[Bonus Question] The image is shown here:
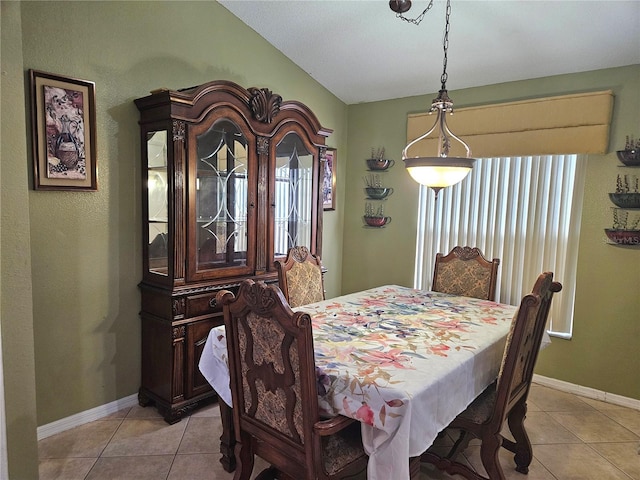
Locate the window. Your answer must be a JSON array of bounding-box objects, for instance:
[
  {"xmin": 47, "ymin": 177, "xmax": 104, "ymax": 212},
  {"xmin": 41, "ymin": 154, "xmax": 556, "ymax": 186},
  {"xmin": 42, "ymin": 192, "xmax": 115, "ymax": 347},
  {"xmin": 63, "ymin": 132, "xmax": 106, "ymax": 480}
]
[{"xmin": 414, "ymin": 154, "xmax": 586, "ymax": 338}]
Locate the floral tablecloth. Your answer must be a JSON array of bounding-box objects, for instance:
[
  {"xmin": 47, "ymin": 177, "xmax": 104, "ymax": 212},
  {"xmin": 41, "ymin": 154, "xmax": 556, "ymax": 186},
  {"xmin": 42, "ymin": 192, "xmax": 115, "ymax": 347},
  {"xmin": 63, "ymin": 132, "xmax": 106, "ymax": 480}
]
[{"xmin": 199, "ymin": 285, "xmax": 518, "ymax": 480}]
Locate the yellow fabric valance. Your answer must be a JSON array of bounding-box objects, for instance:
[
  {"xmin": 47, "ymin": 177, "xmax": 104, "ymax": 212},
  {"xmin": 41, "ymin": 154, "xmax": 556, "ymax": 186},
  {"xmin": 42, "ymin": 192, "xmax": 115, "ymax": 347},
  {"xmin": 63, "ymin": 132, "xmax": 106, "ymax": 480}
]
[{"xmin": 406, "ymin": 90, "xmax": 614, "ymax": 158}]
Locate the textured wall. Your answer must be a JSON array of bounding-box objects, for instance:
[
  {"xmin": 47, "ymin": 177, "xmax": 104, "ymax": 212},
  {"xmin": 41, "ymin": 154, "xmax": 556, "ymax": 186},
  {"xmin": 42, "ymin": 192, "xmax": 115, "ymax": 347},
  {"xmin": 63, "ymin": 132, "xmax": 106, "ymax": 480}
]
[
  {"xmin": 1, "ymin": 2, "xmax": 40, "ymax": 477},
  {"xmin": 15, "ymin": 0, "xmax": 347, "ymax": 427},
  {"xmin": 344, "ymin": 65, "xmax": 640, "ymax": 400}
]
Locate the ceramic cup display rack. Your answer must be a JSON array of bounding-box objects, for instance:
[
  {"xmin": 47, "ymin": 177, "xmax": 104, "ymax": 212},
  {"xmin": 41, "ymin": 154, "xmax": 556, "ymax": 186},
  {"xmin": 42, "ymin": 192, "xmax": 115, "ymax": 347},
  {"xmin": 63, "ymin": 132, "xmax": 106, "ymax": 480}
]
[
  {"xmin": 605, "ymin": 136, "xmax": 640, "ymax": 246},
  {"xmin": 363, "ymin": 147, "xmax": 394, "ymax": 228},
  {"xmin": 364, "ymin": 202, "xmax": 392, "ymax": 227}
]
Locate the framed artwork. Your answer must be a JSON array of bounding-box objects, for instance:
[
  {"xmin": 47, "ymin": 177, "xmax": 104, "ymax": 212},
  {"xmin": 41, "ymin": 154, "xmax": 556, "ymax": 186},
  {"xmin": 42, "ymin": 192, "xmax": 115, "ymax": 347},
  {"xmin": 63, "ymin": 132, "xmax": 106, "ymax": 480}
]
[
  {"xmin": 323, "ymin": 148, "xmax": 337, "ymax": 210},
  {"xmin": 30, "ymin": 70, "xmax": 97, "ymax": 191}
]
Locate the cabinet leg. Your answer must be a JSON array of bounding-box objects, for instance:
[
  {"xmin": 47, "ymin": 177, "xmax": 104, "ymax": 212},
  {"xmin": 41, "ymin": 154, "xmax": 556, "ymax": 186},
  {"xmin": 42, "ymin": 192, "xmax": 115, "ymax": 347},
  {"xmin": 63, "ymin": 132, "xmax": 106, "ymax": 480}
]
[
  {"xmin": 219, "ymin": 400, "xmax": 236, "ymax": 472},
  {"xmin": 138, "ymin": 390, "xmax": 152, "ymax": 407},
  {"xmin": 163, "ymin": 410, "xmax": 184, "ymax": 425}
]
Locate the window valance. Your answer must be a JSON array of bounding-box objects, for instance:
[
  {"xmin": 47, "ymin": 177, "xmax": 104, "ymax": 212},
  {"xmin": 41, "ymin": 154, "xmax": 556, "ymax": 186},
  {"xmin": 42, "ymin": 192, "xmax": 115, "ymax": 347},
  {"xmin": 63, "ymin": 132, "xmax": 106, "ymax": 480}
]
[{"xmin": 406, "ymin": 90, "xmax": 614, "ymax": 158}]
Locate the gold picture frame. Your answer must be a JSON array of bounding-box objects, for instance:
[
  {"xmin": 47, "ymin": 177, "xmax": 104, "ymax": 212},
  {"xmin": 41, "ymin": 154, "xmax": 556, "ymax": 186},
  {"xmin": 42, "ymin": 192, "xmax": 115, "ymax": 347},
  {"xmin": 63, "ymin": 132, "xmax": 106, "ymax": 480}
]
[
  {"xmin": 323, "ymin": 148, "xmax": 337, "ymax": 210},
  {"xmin": 30, "ymin": 69, "xmax": 97, "ymax": 191}
]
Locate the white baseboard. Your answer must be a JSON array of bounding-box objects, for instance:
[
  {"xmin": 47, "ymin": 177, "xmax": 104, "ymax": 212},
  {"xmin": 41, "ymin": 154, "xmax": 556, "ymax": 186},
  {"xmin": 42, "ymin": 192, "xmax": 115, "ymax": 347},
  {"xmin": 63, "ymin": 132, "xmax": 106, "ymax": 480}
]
[
  {"xmin": 533, "ymin": 374, "xmax": 640, "ymax": 411},
  {"xmin": 37, "ymin": 394, "xmax": 139, "ymax": 441},
  {"xmin": 36, "ymin": 376, "xmax": 640, "ymax": 441}
]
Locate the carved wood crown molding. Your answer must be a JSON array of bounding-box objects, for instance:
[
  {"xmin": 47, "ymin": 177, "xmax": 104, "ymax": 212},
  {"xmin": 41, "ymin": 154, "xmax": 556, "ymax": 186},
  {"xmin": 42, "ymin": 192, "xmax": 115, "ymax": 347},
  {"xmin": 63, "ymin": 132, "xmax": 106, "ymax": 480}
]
[
  {"xmin": 173, "ymin": 120, "xmax": 185, "ymax": 141},
  {"xmin": 172, "ymin": 298, "xmax": 186, "ymax": 316},
  {"xmin": 319, "ymin": 146, "xmax": 327, "ymax": 163},
  {"xmin": 290, "ymin": 245, "xmax": 310, "ymax": 263},
  {"xmin": 248, "ymin": 87, "xmax": 282, "ymax": 124},
  {"xmin": 239, "ymin": 280, "xmax": 312, "ymax": 328},
  {"xmin": 257, "ymin": 136, "xmax": 269, "ymax": 155},
  {"xmin": 452, "ymin": 246, "xmax": 482, "ymax": 260},
  {"xmin": 242, "ymin": 281, "xmax": 278, "ymax": 314},
  {"xmin": 172, "ymin": 326, "xmax": 186, "ymax": 339}
]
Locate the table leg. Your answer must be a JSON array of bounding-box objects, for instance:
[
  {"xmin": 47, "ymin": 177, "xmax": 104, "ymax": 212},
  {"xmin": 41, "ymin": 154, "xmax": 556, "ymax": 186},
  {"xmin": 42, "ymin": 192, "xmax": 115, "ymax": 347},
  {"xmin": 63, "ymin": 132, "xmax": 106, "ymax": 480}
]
[
  {"xmin": 218, "ymin": 400, "xmax": 236, "ymax": 472},
  {"xmin": 409, "ymin": 456, "xmax": 421, "ymax": 479}
]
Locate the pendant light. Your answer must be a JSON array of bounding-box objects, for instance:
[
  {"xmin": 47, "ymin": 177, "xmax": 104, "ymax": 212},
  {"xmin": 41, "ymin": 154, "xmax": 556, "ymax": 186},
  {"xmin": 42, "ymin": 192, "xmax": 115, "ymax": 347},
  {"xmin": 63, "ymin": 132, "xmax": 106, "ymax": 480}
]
[{"xmin": 391, "ymin": 0, "xmax": 475, "ymax": 196}]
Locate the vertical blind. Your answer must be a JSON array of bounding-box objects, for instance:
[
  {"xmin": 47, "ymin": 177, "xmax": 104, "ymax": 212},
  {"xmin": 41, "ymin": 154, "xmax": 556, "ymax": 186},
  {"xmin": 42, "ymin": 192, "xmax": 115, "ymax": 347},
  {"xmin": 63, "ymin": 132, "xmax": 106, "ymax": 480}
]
[{"xmin": 414, "ymin": 154, "xmax": 586, "ymax": 338}]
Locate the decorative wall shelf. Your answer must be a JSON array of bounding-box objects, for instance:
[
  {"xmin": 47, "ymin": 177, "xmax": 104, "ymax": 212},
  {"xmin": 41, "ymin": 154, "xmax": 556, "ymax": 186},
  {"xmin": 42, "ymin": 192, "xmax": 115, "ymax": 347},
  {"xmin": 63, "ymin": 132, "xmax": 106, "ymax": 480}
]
[
  {"xmin": 606, "ymin": 137, "xmax": 640, "ymax": 246},
  {"xmin": 366, "ymin": 158, "xmax": 395, "ymax": 171},
  {"xmin": 363, "ymin": 148, "xmax": 394, "ymax": 228},
  {"xmin": 363, "ymin": 202, "xmax": 391, "ymax": 228}
]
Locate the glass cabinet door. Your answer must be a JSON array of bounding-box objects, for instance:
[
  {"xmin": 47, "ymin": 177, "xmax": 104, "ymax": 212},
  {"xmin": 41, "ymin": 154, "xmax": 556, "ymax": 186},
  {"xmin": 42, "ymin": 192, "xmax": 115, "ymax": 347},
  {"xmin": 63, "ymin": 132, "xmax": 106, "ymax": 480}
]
[
  {"xmin": 193, "ymin": 119, "xmax": 251, "ymax": 275},
  {"xmin": 146, "ymin": 130, "xmax": 169, "ymax": 276},
  {"xmin": 273, "ymin": 132, "xmax": 315, "ymax": 257}
]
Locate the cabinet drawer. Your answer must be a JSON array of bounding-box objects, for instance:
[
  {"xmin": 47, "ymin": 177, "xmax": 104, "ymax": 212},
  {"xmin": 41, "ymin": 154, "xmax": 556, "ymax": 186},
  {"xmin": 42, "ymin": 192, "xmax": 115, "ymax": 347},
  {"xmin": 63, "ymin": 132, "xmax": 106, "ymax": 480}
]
[{"xmin": 185, "ymin": 291, "xmax": 222, "ymax": 318}]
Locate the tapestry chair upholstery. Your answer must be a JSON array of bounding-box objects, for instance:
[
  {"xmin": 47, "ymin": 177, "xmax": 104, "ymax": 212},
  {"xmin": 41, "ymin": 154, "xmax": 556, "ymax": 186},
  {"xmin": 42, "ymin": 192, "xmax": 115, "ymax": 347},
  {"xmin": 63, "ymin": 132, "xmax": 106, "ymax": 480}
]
[
  {"xmin": 421, "ymin": 272, "xmax": 562, "ymax": 480},
  {"xmin": 432, "ymin": 246, "xmax": 500, "ymax": 301},
  {"xmin": 217, "ymin": 280, "xmax": 367, "ymax": 480},
  {"xmin": 275, "ymin": 246, "xmax": 325, "ymax": 308}
]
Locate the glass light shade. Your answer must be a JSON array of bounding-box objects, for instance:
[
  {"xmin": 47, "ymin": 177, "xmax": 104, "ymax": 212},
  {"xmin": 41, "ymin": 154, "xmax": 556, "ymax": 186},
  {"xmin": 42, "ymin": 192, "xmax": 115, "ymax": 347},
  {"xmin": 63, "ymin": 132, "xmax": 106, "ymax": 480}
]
[
  {"xmin": 402, "ymin": 89, "xmax": 475, "ymax": 194},
  {"xmin": 404, "ymin": 156, "xmax": 474, "ymax": 189}
]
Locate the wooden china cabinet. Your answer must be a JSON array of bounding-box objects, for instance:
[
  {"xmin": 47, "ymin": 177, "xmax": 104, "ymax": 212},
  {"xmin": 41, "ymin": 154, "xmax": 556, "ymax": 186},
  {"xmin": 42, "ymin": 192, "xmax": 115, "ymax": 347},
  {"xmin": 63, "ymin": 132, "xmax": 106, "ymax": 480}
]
[{"xmin": 134, "ymin": 80, "xmax": 330, "ymax": 423}]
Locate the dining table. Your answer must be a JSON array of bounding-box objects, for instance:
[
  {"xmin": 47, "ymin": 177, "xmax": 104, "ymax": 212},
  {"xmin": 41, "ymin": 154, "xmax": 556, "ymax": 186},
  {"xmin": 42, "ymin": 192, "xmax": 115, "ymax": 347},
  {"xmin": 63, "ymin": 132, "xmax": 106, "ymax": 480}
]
[{"xmin": 199, "ymin": 284, "xmax": 524, "ymax": 480}]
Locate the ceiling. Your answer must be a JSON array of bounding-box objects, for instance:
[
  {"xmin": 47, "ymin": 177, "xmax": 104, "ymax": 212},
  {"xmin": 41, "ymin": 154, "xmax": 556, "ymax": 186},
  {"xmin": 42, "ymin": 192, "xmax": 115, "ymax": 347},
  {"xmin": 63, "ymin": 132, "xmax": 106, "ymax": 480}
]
[{"xmin": 218, "ymin": 0, "xmax": 640, "ymax": 105}]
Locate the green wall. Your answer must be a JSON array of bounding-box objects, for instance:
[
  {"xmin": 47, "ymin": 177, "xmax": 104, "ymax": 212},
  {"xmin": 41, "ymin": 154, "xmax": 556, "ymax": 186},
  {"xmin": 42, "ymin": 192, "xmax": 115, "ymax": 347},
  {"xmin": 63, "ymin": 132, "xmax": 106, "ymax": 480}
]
[
  {"xmin": 344, "ymin": 65, "xmax": 640, "ymax": 401},
  {"xmin": 2, "ymin": 1, "xmax": 638, "ymax": 477},
  {"xmin": 3, "ymin": 1, "xmax": 348, "ymax": 476},
  {"xmin": 1, "ymin": 3, "xmax": 40, "ymax": 478}
]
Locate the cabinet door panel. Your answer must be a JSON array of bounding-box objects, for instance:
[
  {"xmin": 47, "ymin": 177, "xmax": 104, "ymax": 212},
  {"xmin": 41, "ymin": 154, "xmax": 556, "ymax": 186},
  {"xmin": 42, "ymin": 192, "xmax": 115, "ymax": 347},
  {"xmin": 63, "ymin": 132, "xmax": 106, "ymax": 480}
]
[
  {"xmin": 188, "ymin": 114, "xmax": 257, "ymax": 281},
  {"xmin": 186, "ymin": 317, "xmax": 221, "ymax": 398},
  {"xmin": 145, "ymin": 130, "xmax": 170, "ymax": 278},
  {"xmin": 272, "ymin": 130, "xmax": 317, "ymax": 258}
]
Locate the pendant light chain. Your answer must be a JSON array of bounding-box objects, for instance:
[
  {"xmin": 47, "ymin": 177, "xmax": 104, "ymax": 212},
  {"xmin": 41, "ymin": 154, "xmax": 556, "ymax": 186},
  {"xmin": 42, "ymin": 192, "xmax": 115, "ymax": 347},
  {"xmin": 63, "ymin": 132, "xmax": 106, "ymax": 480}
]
[
  {"xmin": 392, "ymin": 0, "xmax": 476, "ymax": 195},
  {"xmin": 394, "ymin": 0, "xmax": 435, "ymax": 25},
  {"xmin": 441, "ymin": 0, "xmax": 451, "ymax": 90}
]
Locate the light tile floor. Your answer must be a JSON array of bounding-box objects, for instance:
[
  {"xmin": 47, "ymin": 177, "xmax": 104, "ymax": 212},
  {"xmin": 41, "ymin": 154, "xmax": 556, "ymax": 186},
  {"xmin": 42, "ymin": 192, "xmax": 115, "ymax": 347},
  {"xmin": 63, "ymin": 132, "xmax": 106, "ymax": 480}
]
[{"xmin": 39, "ymin": 384, "xmax": 640, "ymax": 479}]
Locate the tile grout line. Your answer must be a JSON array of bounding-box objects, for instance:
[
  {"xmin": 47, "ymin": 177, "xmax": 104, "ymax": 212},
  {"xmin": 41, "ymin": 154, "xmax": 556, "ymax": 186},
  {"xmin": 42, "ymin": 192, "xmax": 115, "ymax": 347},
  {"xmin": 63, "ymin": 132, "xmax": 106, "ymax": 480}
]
[
  {"xmin": 167, "ymin": 415, "xmax": 192, "ymax": 479},
  {"xmin": 582, "ymin": 442, "xmax": 637, "ymax": 480}
]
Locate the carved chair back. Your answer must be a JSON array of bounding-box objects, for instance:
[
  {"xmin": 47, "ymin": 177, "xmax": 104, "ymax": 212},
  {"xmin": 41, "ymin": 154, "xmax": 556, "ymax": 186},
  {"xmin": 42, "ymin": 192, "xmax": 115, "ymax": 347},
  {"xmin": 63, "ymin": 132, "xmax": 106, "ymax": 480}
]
[
  {"xmin": 421, "ymin": 272, "xmax": 562, "ymax": 480},
  {"xmin": 432, "ymin": 246, "xmax": 500, "ymax": 301},
  {"xmin": 495, "ymin": 272, "xmax": 562, "ymax": 423},
  {"xmin": 275, "ymin": 246, "xmax": 325, "ymax": 308},
  {"xmin": 217, "ymin": 279, "xmax": 367, "ymax": 480}
]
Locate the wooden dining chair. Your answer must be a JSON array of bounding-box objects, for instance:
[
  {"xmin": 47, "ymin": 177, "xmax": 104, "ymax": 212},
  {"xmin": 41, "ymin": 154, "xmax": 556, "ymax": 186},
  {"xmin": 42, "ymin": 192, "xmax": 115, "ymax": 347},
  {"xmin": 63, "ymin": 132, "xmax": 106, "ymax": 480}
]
[
  {"xmin": 217, "ymin": 279, "xmax": 368, "ymax": 480},
  {"xmin": 275, "ymin": 245, "xmax": 325, "ymax": 308},
  {"xmin": 420, "ymin": 271, "xmax": 562, "ymax": 480},
  {"xmin": 432, "ymin": 246, "xmax": 500, "ymax": 301}
]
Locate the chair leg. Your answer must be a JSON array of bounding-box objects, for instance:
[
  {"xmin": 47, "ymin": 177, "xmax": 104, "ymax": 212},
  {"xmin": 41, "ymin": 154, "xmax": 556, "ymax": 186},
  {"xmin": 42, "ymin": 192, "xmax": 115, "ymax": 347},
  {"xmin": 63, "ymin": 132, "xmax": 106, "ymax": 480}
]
[
  {"xmin": 479, "ymin": 433, "xmax": 505, "ymax": 480},
  {"xmin": 219, "ymin": 400, "xmax": 236, "ymax": 472},
  {"xmin": 505, "ymin": 401, "xmax": 533, "ymax": 474},
  {"xmin": 448, "ymin": 430, "xmax": 473, "ymax": 459},
  {"xmin": 254, "ymin": 466, "xmax": 278, "ymax": 480},
  {"xmin": 233, "ymin": 436, "xmax": 255, "ymax": 480}
]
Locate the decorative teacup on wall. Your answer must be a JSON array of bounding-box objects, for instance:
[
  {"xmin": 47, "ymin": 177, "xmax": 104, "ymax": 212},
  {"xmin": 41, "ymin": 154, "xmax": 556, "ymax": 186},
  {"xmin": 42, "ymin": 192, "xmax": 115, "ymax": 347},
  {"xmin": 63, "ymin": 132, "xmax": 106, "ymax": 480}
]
[
  {"xmin": 363, "ymin": 215, "xmax": 392, "ymax": 227},
  {"xmin": 365, "ymin": 187, "xmax": 394, "ymax": 199},
  {"xmin": 366, "ymin": 158, "xmax": 395, "ymax": 171},
  {"xmin": 616, "ymin": 149, "xmax": 640, "ymax": 166},
  {"xmin": 609, "ymin": 192, "xmax": 640, "ymax": 209}
]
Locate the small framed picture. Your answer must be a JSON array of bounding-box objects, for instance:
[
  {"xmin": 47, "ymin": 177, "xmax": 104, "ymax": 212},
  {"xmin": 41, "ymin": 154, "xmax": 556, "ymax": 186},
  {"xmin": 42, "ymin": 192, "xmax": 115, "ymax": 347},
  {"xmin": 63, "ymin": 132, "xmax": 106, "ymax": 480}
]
[
  {"xmin": 323, "ymin": 148, "xmax": 337, "ymax": 210},
  {"xmin": 30, "ymin": 70, "xmax": 97, "ymax": 191}
]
